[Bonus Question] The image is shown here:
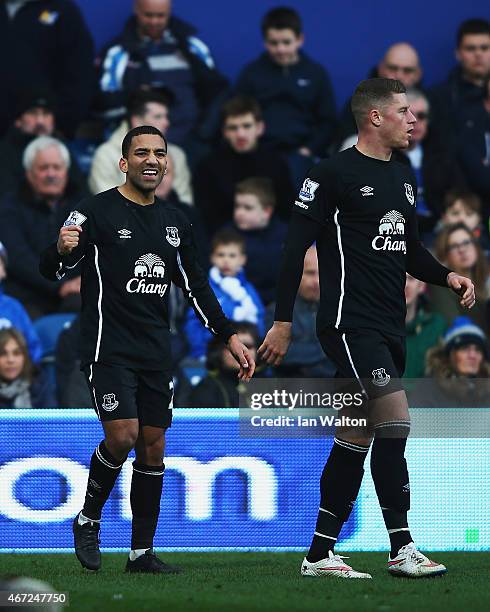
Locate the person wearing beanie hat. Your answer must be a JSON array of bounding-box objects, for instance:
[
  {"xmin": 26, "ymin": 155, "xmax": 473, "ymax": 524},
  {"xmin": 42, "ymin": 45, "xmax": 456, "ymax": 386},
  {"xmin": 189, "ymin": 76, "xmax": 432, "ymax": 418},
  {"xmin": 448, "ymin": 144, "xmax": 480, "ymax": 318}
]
[
  {"xmin": 423, "ymin": 316, "xmax": 490, "ymax": 407},
  {"xmin": 0, "ymin": 241, "xmax": 42, "ymax": 364},
  {"xmin": 0, "ymin": 86, "xmax": 86, "ymax": 195},
  {"xmin": 443, "ymin": 316, "xmax": 488, "ymax": 358}
]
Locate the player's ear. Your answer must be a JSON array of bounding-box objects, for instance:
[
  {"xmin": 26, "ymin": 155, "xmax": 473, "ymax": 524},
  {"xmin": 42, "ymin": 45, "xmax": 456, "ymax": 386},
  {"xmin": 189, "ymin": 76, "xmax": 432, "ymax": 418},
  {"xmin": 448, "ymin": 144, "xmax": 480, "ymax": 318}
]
[
  {"xmin": 369, "ymin": 108, "xmax": 382, "ymax": 127},
  {"xmin": 119, "ymin": 157, "xmax": 128, "ymax": 174}
]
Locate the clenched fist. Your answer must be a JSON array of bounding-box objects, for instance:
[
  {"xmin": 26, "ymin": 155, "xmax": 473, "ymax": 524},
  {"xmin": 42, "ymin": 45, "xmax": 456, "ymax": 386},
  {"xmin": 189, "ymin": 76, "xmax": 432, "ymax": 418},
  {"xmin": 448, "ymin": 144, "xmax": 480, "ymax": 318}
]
[{"xmin": 57, "ymin": 225, "xmax": 82, "ymax": 256}]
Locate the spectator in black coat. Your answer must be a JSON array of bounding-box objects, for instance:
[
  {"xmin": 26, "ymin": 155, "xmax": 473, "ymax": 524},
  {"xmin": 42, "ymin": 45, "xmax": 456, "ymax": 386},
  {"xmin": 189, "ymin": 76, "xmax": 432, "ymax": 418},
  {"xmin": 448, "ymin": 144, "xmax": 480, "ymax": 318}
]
[
  {"xmin": 0, "ymin": 0, "xmax": 95, "ymax": 138},
  {"xmin": 95, "ymin": 0, "xmax": 228, "ymax": 148},
  {"xmin": 189, "ymin": 323, "xmax": 259, "ymax": 408},
  {"xmin": 429, "ymin": 18, "xmax": 490, "ymax": 151},
  {"xmin": 0, "ymin": 88, "xmax": 86, "ymax": 195},
  {"xmin": 0, "ymin": 136, "xmax": 87, "ymax": 319},
  {"xmin": 235, "ymin": 7, "xmax": 336, "ymax": 185},
  {"xmin": 455, "ymin": 74, "xmax": 490, "ymax": 211},
  {"xmin": 55, "ymin": 316, "xmax": 91, "ymax": 408},
  {"xmin": 194, "ymin": 96, "xmax": 295, "ymax": 234}
]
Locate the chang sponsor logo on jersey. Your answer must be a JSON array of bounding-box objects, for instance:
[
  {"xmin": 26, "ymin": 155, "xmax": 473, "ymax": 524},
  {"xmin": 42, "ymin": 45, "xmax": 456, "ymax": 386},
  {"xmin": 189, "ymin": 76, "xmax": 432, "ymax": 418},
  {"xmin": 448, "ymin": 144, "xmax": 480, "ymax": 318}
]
[
  {"xmin": 126, "ymin": 253, "xmax": 168, "ymax": 297},
  {"xmin": 371, "ymin": 210, "xmax": 406, "ymax": 254},
  {"xmin": 298, "ymin": 178, "xmax": 320, "ymax": 202}
]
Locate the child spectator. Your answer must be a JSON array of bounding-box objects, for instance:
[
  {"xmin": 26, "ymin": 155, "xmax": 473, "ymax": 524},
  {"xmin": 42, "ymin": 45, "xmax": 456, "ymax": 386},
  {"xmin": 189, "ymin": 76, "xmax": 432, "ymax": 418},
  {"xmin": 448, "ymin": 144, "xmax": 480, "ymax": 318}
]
[
  {"xmin": 430, "ymin": 222, "xmax": 490, "ymax": 331},
  {"xmin": 231, "ymin": 177, "xmax": 287, "ymax": 305},
  {"xmin": 404, "ymin": 273, "xmax": 446, "ymax": 378},
  {"xmin": 0, "ymin": 328, "xmax": 34, "ymax": 408},
  {"xmin": 440, "ymin": 190, "xmax": 482, "ymax": 232},
  {"xmin": 194, "ymin": 95, "xmax": 295, "ymax": 233},
  {"xmin": 235, "ymin": 7, "xmax": 336, "ymax": 184},
  {"xmin": 184, "ymin": 229, "xmax": 264, "ymax": 360},
  {"xmin": 189, "ymin": 323, "xmax": 259, "ymax": 408},
  {"xmin": 0, "ymin": 241, "xmax": 42, "ymax": 364}
]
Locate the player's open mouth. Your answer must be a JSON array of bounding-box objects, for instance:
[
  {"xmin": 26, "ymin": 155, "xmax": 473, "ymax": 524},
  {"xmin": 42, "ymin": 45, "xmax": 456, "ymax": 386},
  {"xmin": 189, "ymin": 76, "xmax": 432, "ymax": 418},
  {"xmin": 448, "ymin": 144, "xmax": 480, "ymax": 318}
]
[{"xmin": 142, "ymin": 169, "xmax": 158, "ymax": 175}]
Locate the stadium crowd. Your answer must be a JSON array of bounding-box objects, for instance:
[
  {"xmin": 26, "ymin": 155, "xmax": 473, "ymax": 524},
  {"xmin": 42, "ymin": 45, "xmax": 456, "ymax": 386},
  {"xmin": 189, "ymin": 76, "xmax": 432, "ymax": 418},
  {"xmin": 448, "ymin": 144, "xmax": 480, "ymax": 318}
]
[{"xmin": 0, "ymin": 1, "xmax": 489, "ymax": 409}]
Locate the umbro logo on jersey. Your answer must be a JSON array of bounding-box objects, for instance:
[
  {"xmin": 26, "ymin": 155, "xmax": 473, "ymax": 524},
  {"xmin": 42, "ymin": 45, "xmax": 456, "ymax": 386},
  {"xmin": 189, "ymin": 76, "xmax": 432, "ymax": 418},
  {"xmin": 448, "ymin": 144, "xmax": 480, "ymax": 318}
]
[
  {"xmin": 118, "ymin": 229, "xmax": 132, "ymax": 239},
  {"xmin": 360, "ymin": 186, "xmax": 374, "ymax": 197},
  {"xmin": 294, "ymin": 200, "xmax": 309, "ymax": 210}
]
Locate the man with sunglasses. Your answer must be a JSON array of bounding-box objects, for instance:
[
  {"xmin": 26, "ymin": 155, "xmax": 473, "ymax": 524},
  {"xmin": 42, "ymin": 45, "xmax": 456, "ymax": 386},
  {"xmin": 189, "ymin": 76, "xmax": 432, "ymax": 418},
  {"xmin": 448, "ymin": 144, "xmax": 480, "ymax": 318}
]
[{"xmin": 393, "ymin": 88, "xmax": 467, "ymax": 235}]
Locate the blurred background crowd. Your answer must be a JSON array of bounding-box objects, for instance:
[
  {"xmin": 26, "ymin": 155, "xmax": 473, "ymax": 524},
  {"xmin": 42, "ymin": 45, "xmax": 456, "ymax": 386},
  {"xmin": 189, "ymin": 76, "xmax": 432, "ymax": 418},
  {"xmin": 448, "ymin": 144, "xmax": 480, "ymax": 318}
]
[{"xmin": 0, "ymin": 0, "xmax": 489, "ymax": 409}]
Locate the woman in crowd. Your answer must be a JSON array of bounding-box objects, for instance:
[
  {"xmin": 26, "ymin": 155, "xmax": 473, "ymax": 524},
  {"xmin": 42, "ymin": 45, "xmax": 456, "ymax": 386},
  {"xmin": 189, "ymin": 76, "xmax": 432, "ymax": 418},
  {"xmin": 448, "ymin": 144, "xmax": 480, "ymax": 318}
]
[
  {"xmin": 0, "ymin": 327, "xmax": 34, "ymax": 408},
  {"xmin": 430, "ymin": 222, "xmax": 490, "ymax": 331},
  {"xmin": 0, "ymin": 327, "xmax": 55, "ymax": 408},
  {"xmin": 423, "ymin": 317, "xmax": 490, "ymax": 407}
]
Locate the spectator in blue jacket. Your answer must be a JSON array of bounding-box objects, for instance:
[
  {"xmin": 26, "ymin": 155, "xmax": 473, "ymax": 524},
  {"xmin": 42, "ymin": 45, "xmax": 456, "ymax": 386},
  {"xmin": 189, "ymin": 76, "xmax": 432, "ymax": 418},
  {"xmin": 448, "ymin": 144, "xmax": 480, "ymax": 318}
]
[
  {"xmin": 0, "ymin": 0, "xmax": 95, "ymax": 138},
  {"xmin": 235, "ymin": 7, "xmax": 336, "ymax": 184},
  {"xmin": 95, "ymin": 0, "xmax": 228, "ymax": 148},
  {"xmin": 184, "ymin": 229, "xmax": 264, "ymax": 360},
  {"xmin": 0, "ymin": 242, "xmax": 42, "ymax": 364},
  {"xmin": 230, "ymin": 177, "xmax": 288, "ymax": 305}
]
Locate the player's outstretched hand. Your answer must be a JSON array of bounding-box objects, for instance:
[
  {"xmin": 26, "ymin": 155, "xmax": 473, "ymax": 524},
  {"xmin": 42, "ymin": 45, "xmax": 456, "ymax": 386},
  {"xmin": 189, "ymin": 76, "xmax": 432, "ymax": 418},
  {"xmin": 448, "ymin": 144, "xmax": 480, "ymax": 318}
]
[
  {"xmin": 447, "ymin": 272, "xmax": 476, "ymax": 309},
  {"xmin": 57, "ymin": 225, "xmax": 82, "ymax": 256},
  {"xmin": 227, "ymin": 334, "xmax": 256, "ymax": 381},
  {"xmin": 257, "ymin": 321, "xmax": 292, "ymax": 366}
]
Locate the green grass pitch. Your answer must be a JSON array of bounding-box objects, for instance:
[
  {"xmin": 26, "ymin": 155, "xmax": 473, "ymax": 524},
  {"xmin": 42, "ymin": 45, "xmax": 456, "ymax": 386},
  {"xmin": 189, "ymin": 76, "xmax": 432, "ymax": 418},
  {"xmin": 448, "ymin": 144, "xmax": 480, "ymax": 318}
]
[{"xmin": 1, "ymin": 552, "xmax": 489, "ymax": 611}]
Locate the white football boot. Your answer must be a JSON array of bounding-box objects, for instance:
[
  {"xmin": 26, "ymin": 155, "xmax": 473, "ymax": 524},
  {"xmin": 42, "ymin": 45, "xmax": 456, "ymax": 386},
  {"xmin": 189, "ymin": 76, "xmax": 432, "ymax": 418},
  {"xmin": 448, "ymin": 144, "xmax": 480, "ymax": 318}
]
[
  {"xmin": 388, "ymin": 542, "xmax": 447, "ymax": 578},
  {"xmin": 301, "ymin": 551, "xmax": 372, "ymax": 579}
]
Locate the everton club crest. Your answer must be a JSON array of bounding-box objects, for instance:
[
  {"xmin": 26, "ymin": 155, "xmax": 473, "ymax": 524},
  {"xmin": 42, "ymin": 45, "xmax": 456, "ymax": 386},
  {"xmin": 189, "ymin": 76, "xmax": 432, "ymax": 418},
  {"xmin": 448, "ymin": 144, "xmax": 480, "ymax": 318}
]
[
  {"xmin": 372, "ymin": 368, "xmax": 390, "ymax": 387},
  {"xmin": 404, "ymin": 183, "xmax": 415, "ymax": 205},
  {"xmin": 165, "ymin": 226, "xmax": 180, "ymax": 247}
]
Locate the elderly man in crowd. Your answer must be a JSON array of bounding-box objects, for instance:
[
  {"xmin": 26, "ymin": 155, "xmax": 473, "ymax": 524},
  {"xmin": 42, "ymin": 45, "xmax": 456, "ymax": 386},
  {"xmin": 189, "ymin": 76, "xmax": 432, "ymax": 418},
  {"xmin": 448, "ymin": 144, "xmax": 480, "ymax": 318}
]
[
  {"xmin": 0, "ymin": 136, "xmax": 87, "ymax": 318},
  {"xmin": 336, "ymin": 42, "xmax": 424, "ymax": 148},
  {"xmin": 0, "ymin": 88, "xmax": 86, "ymax": 194}
]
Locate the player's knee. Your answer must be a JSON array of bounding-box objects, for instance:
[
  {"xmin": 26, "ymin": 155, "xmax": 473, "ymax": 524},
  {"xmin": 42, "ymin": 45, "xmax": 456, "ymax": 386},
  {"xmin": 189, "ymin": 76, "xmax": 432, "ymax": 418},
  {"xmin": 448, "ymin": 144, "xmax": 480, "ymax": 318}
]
[
  {"xmin": 106, "ymin": 429, "xmax": 138, "ymax": 456},
  {"xmin": 373, "ymin": 420, "xmax": 410, "ymax": 439}
]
